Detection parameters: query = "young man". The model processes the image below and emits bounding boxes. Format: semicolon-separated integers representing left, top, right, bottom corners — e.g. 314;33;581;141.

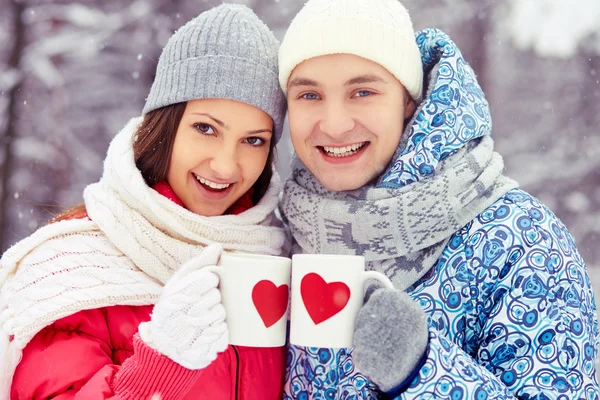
278;0;600;399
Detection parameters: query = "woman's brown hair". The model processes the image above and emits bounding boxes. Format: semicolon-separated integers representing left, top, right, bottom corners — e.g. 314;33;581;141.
53;102;276;222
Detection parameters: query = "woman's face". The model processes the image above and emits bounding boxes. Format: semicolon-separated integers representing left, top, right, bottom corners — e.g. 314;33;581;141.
167;99;273;216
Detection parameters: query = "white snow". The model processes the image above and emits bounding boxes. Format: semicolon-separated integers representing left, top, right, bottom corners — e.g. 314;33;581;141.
505;0;600;58
564;192;591;213
0;69;21;92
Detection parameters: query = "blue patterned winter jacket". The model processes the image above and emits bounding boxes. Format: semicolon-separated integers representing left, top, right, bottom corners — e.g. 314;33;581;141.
283;29;600;400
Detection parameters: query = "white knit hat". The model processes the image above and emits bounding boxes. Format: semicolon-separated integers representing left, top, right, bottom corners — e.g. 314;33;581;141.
279;0;423;103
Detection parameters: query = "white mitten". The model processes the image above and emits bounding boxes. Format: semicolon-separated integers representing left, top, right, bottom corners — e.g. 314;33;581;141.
138;244;228;370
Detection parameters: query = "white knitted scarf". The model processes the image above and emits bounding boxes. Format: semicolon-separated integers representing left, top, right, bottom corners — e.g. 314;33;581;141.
0;117;287;398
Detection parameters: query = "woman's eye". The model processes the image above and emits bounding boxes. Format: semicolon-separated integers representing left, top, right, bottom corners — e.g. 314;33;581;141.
194;123;215;135
354;90;373;98
301;93;320;100
245;137;266;146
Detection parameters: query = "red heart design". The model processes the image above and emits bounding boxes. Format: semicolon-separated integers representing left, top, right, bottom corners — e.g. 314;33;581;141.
300;273;351;325
252;280;289;328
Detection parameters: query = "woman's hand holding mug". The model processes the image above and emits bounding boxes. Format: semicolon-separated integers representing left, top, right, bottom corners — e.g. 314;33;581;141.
138;244;228;370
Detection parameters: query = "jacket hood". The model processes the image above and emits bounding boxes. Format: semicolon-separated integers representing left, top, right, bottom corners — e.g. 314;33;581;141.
379;29;492;188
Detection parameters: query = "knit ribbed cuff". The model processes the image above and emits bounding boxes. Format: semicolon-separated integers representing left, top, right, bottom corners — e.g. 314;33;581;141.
112;334;201;400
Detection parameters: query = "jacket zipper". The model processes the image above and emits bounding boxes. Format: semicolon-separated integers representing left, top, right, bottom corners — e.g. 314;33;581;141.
232;345;240;400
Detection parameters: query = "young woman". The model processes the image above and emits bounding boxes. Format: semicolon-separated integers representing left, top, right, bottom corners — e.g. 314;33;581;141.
0;4;287;399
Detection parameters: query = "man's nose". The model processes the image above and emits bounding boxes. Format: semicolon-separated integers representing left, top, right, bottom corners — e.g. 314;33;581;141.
319;101;356;138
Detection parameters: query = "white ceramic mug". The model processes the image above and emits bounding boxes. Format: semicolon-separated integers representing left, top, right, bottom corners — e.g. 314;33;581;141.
205;252;291;347
290;254;394;348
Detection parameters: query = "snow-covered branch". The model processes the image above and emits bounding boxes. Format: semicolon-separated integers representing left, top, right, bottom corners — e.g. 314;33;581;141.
504;0;600;58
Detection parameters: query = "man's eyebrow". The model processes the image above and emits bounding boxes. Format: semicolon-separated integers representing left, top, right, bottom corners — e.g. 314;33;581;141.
345;75;387;86
288;77;321;88
287;74;387;89
191;112;230;130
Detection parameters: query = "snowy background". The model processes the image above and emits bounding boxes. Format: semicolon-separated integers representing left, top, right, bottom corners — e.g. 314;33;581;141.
1;0;599;369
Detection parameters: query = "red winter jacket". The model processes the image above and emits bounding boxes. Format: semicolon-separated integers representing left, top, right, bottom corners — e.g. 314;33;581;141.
11;183;285;399
11;305;286;399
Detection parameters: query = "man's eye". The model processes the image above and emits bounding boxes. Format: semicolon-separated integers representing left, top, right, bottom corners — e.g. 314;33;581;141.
354;90;373;98
301;93;320;100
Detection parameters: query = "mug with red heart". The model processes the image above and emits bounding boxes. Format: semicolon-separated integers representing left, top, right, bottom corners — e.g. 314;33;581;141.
289;254;394;348
205;252;291;347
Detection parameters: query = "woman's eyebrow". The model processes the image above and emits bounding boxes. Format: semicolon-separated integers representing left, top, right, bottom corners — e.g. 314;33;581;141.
191;112;230;129
246;128;273;135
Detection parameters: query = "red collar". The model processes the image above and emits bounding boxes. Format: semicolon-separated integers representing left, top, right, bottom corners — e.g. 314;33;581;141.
152;181;254;215
152;181;184;207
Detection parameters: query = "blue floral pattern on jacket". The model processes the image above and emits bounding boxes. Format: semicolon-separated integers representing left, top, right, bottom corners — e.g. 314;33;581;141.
380;29;492;188
283;28;599;400
285;189;599;399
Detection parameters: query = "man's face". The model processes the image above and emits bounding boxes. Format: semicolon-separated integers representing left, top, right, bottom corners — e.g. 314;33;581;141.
286;54;415;191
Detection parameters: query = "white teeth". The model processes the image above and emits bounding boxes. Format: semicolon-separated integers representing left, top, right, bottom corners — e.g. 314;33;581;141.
322;142;366;157
195;175;231;189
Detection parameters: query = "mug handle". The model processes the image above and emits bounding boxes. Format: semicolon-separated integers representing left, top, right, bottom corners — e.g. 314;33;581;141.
362;270;394;289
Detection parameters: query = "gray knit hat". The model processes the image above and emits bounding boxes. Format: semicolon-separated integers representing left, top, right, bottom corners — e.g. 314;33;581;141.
143;4;286;142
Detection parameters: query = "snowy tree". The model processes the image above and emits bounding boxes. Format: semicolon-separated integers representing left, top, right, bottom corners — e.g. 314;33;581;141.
0;0;26;248
504;0;600;58
494;0;600;269
1;0;178;247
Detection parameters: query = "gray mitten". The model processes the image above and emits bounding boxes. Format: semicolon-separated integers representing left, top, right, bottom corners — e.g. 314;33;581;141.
353;288;429;393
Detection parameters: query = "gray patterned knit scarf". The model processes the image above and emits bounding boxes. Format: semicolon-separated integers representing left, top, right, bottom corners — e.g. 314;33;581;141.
281;136;518;291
